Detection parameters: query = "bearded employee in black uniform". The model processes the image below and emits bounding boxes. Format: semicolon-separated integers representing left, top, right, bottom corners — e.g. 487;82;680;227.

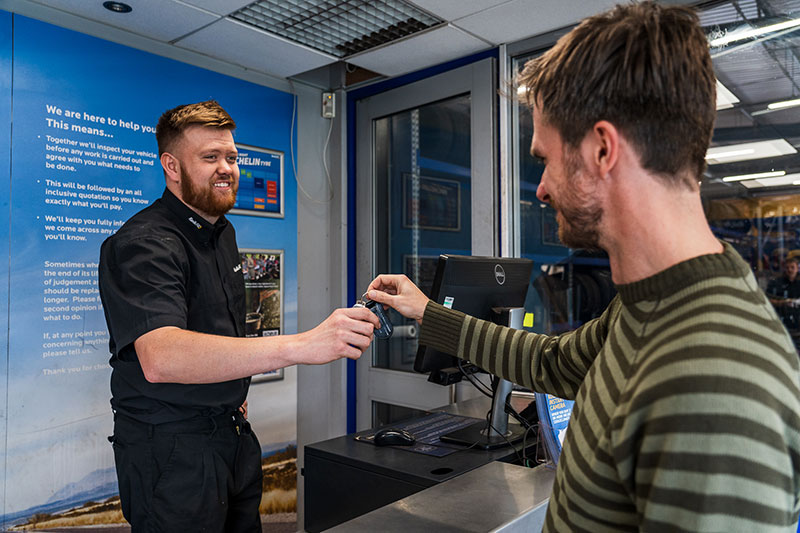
99;100;379;532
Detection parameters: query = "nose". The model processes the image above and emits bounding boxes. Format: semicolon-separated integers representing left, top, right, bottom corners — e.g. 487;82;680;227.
218;158;234;175
536;179;550;203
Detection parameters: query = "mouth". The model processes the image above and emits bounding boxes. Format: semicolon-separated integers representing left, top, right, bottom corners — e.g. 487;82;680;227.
213;181;232;190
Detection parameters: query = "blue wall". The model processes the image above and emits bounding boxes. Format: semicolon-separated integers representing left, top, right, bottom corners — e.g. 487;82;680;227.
0;9;12;524
1;12;298;526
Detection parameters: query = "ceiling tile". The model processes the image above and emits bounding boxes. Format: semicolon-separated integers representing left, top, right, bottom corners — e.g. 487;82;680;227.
347;24;490;77
408;0;513;21
454;0;618;45
28;0;219;42
180;0;254;16
174;18;338;78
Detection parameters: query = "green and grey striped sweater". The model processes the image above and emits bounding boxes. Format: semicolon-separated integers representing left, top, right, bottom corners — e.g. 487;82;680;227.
419;242;800;532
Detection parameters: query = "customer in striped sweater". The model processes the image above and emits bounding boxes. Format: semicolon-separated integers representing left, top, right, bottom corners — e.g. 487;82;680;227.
367;2;800;531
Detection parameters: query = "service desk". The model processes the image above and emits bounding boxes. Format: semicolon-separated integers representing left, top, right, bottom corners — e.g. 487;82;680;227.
329;461;555;532
303;397;550;532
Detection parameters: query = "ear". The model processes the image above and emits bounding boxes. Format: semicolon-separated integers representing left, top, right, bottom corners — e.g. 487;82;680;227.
588;120;619;176
160;152;180;185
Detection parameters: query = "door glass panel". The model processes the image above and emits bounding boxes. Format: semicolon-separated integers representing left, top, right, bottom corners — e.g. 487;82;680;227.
372;94;472;371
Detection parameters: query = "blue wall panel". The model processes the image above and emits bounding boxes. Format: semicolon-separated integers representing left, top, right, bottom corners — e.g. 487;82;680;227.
0;10;12;530
1;12;298;525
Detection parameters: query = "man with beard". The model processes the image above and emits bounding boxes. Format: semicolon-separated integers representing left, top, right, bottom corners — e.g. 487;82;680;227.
367;3;800;532
99;101;379;532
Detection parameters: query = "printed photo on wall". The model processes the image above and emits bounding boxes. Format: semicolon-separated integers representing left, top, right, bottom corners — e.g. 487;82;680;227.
240;248;284;383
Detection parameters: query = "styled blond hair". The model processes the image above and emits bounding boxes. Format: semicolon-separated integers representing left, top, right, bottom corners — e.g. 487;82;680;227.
155;100;236;156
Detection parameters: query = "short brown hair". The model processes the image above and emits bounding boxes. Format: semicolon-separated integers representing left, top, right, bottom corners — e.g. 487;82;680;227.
519;1;715;188
155;100;236;156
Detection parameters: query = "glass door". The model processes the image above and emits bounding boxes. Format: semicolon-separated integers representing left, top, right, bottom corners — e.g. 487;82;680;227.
355;58;497;429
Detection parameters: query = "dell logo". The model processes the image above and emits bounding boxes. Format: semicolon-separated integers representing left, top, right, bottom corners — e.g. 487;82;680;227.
494;264;506;285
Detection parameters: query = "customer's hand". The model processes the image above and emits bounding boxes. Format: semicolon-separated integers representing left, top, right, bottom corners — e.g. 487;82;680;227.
367;274;428;324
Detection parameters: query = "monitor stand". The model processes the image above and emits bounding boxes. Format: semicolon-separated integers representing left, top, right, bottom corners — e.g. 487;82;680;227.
439;307;527;450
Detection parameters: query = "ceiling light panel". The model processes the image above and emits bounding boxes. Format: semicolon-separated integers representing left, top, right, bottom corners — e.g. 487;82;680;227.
722;170;786;182
738;172;800;188
705;139;797;164
709;17;800;47
230;0;444;58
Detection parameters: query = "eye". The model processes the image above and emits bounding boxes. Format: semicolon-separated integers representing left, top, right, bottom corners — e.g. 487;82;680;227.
226;156;238;164
204;155;217;161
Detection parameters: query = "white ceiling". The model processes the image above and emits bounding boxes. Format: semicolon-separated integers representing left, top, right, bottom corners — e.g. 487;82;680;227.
3;0;623;82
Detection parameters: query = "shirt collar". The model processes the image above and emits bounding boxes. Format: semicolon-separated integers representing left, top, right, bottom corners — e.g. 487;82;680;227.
160;188;227;245
615;241;750;304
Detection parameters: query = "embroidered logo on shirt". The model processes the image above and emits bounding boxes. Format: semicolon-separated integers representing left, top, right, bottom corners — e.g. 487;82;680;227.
233;264;242;273
188;217;202;230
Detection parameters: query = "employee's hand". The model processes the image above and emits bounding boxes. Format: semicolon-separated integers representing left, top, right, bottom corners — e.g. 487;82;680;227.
367;274;428;324
297;307;379;364
239;401;248;419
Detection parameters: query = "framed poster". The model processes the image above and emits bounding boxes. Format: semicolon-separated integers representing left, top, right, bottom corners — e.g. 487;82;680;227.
240;248;284;383
402;174;461;231
231;143;284;218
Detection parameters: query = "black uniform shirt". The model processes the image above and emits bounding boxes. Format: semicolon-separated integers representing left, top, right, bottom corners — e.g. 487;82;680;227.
99;188;248;424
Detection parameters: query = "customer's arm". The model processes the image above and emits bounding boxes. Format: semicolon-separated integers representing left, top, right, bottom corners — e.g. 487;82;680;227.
367;274;617;399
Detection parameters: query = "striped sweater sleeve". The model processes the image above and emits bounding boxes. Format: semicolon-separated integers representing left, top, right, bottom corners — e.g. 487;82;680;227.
418;296;622;400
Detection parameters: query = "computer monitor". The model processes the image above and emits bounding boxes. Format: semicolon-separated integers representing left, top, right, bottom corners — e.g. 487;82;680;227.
414;254;534;449
414;254;534;377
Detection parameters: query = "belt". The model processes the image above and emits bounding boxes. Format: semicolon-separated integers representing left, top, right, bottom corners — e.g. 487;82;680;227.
112;410;251;437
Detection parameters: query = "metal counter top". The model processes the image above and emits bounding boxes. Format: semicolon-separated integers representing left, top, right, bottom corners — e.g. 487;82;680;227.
327;461;555;533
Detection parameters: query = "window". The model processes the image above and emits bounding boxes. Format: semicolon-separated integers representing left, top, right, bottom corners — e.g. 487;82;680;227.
701;0;800;349
509;0;800;350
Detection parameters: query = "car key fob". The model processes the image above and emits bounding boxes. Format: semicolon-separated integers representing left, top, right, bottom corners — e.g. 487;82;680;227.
355;293;393;339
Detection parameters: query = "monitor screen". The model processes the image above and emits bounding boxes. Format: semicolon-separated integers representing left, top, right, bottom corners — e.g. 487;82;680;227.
414;255;534;376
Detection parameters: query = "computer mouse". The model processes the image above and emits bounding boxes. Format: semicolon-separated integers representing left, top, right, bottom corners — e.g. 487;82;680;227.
373;427;415;446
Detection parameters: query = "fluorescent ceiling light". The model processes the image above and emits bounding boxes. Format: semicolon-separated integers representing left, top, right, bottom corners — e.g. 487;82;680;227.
705;139;796;164
707;148;754;159
768;98;800;110
709;17;800;47
739;173;800;188
716;80;739;110
722;170;786;182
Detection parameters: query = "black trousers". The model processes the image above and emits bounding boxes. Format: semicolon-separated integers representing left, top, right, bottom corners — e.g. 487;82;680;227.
111;412;263;533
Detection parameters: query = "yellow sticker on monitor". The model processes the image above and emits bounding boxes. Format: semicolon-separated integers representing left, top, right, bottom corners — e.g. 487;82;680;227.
523;312;534;328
